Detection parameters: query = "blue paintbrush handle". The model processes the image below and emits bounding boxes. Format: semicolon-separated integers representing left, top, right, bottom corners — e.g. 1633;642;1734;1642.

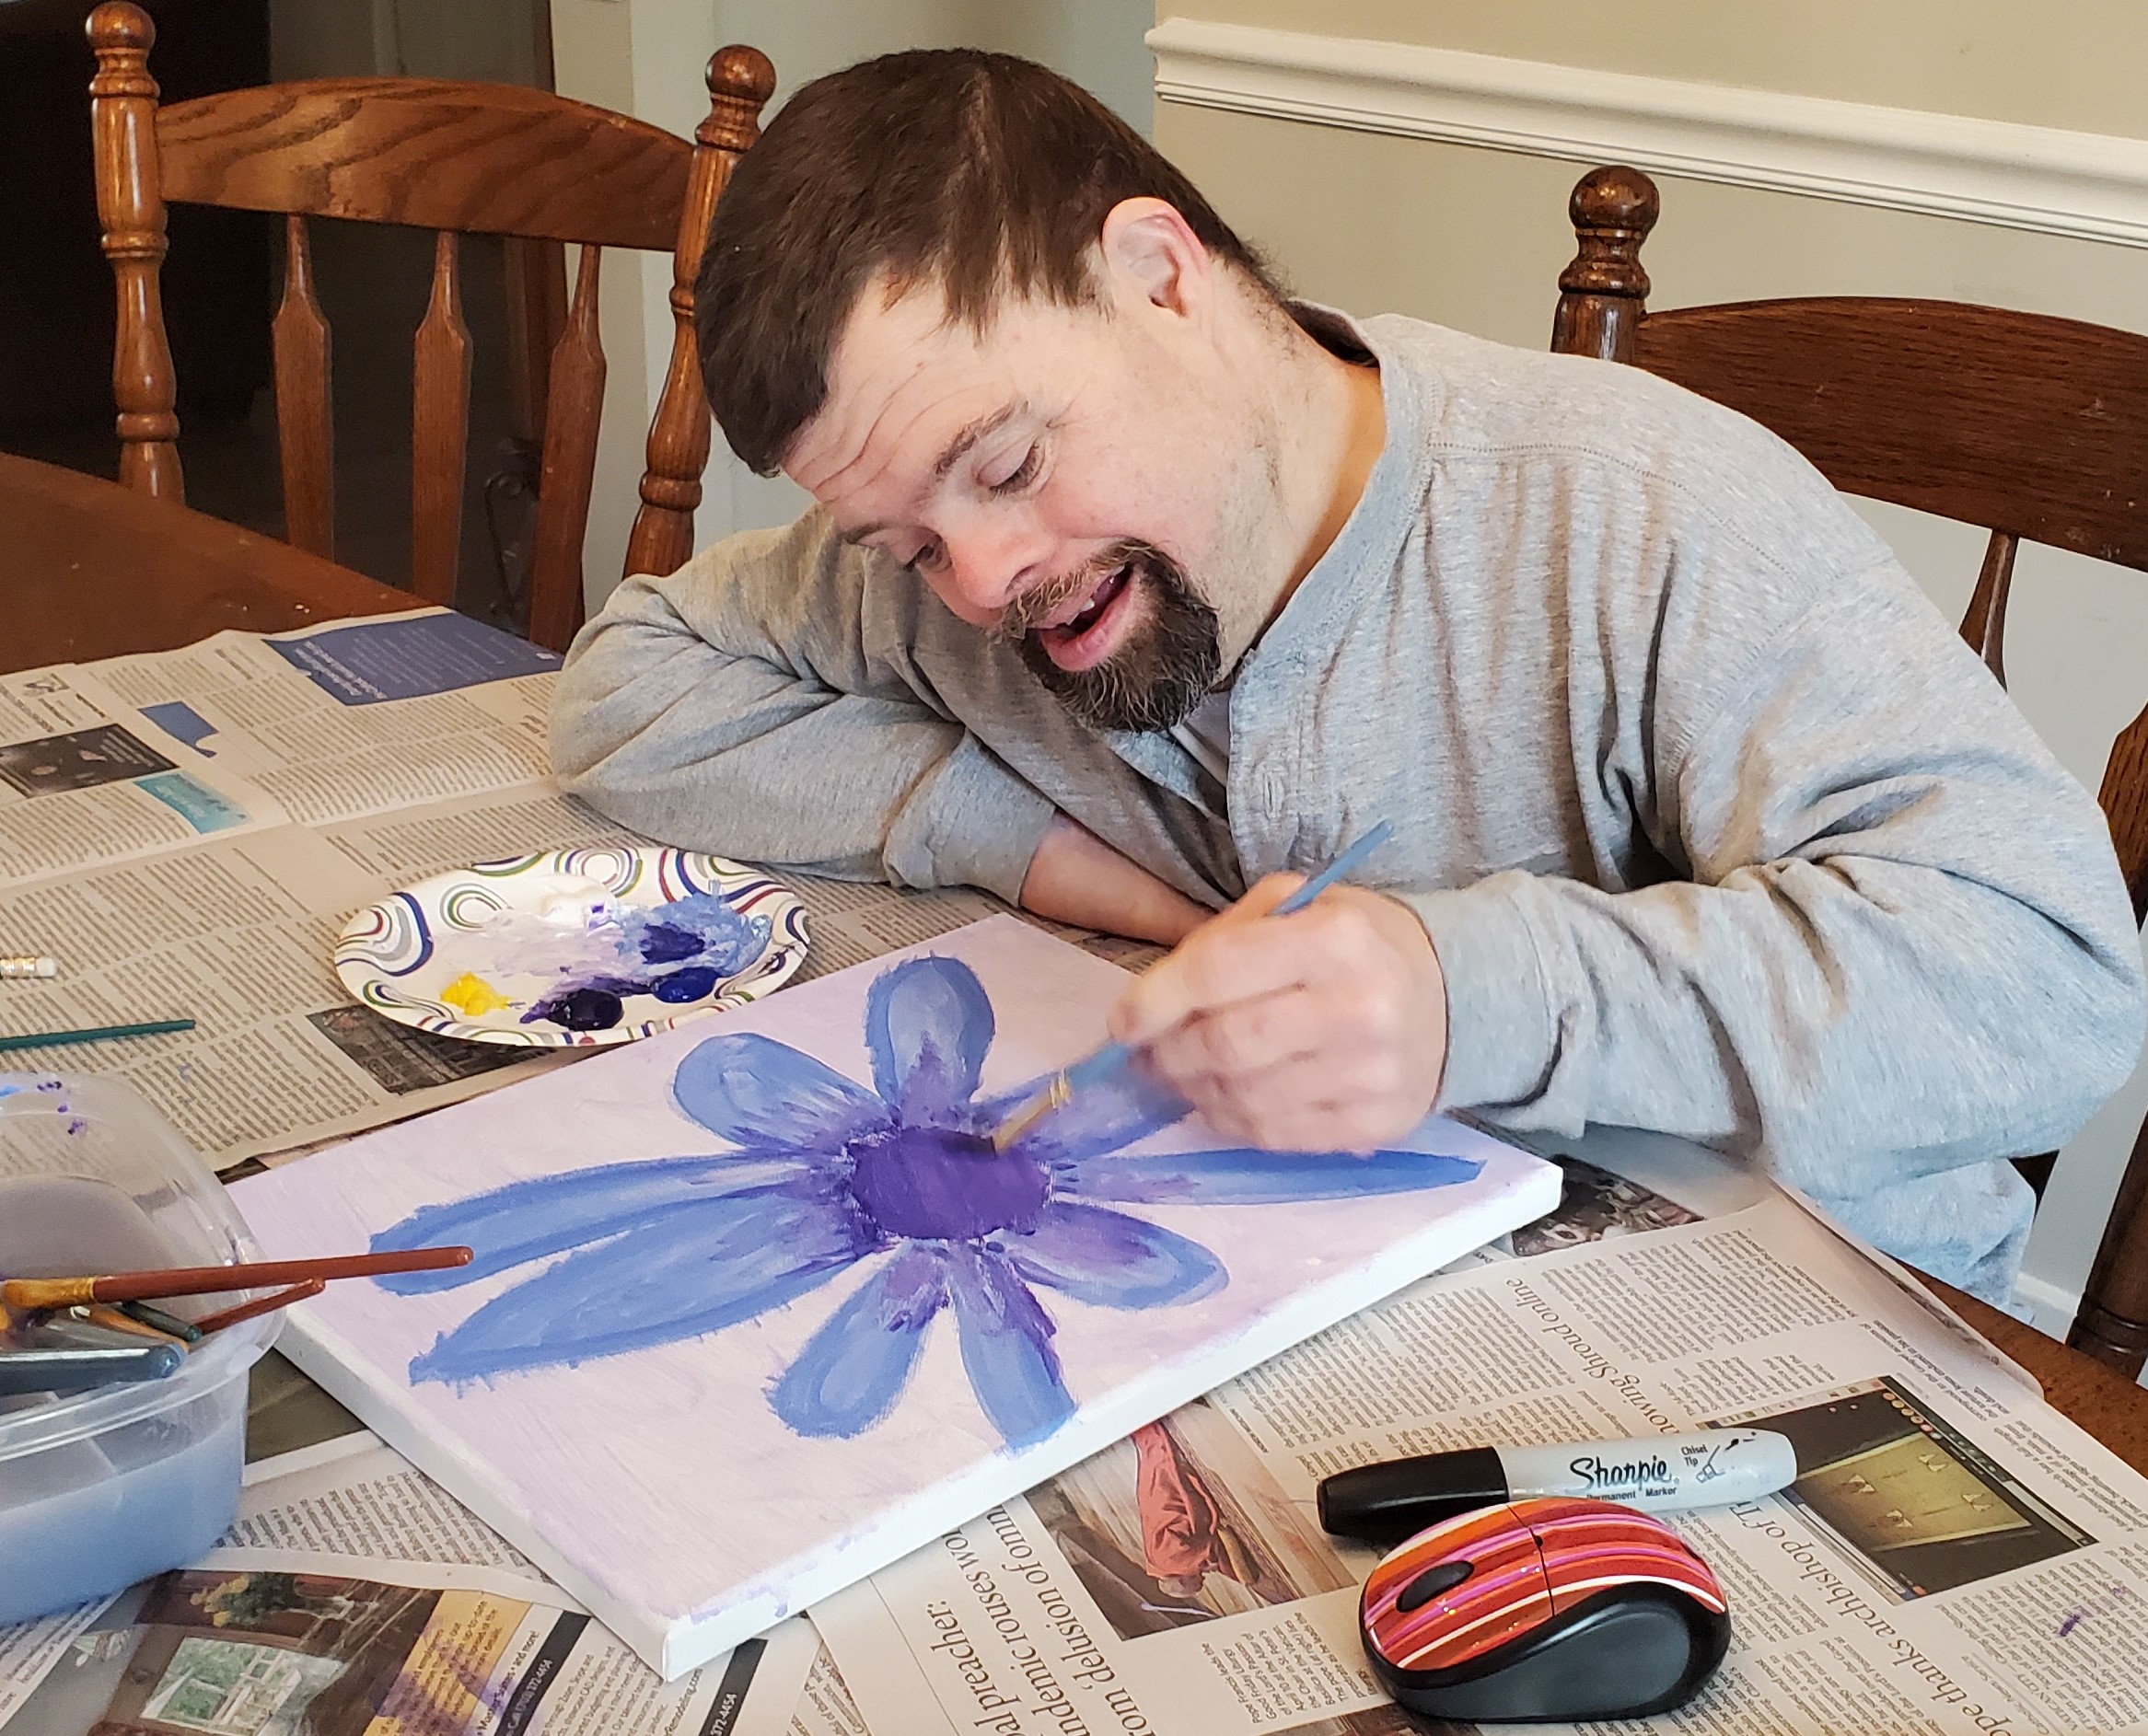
1271;819;1393;915
1063;1040;1132;1093
1059;820;1396;1099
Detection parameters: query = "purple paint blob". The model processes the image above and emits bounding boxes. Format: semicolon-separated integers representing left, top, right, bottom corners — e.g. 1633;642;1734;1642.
848;1124;1049;1242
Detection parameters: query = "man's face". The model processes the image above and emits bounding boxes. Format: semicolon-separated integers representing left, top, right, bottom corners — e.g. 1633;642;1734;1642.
784;259;1283;733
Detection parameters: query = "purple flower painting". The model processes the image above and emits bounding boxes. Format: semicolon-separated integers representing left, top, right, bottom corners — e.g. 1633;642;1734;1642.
372;955;1481;1448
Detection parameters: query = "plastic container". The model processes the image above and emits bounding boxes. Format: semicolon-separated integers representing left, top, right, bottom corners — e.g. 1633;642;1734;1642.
0;1072;278;1620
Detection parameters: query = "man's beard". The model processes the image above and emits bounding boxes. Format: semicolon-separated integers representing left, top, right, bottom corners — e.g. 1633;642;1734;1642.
1000;541;1221;735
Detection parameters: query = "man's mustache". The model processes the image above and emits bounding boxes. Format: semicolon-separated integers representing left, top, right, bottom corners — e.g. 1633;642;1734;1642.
993;542;1155;638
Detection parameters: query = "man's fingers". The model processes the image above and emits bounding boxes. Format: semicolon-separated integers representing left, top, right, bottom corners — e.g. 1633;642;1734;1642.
1143;985;1324;1082
1173;1050;1414;1152
1110;882;1346;1047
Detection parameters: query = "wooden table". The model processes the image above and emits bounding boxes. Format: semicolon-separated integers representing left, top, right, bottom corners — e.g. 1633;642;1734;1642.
4;450;412;675
13;450;2148;1476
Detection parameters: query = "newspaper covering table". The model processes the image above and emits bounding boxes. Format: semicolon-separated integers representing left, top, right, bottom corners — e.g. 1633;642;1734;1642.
0;610;1012;1169
11;608;2146;1731
810;1175;2148;1736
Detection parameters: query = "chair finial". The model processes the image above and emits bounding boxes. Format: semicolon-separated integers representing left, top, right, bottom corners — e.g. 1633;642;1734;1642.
87;1;155;54
1552;166;1660;365
701;46;776;153
708;44;777;109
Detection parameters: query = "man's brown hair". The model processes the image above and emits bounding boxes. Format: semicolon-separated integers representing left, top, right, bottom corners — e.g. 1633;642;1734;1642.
696;49;1281;476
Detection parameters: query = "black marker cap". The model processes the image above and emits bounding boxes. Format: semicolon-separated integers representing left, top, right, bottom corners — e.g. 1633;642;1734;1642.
1318;1447;1507;1547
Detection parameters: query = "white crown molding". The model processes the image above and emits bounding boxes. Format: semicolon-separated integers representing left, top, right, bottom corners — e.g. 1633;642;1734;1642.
1146;17;2148;249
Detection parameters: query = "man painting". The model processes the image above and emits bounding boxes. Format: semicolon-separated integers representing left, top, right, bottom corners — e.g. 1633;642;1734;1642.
551;51;2145;1302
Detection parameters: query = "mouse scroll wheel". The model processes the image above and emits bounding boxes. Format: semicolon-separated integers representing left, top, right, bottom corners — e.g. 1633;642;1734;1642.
1395;1558;1474;1613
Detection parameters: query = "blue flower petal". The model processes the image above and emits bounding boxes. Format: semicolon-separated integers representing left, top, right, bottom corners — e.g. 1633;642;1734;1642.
371;1156;818;1291
865;955;993;1123
771;1246;948;1438
945;1242;1074;1447
672;1032;888;1152
1060;1147;1484;1205
978;1064;1190;1164
1000;1199;1225;1309
408;1186;866;1383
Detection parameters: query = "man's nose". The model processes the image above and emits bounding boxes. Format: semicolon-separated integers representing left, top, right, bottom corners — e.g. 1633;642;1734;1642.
937;521;1053;623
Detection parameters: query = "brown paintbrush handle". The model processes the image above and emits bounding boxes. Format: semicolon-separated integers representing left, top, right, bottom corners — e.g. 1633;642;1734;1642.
192;1279;327;1336
1;1244;471;1309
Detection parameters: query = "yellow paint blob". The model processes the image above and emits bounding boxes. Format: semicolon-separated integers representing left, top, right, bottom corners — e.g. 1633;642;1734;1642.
440;971;515;1017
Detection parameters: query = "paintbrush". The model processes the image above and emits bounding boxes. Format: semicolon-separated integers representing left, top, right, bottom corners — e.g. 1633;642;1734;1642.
192;1279;326;1336
1;1244;471;1311
990;821;1396;1152
0;1340;182;1395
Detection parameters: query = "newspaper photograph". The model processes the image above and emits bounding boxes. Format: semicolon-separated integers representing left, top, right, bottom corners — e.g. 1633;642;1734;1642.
812;1186;2148;1736
0;1434;816;1736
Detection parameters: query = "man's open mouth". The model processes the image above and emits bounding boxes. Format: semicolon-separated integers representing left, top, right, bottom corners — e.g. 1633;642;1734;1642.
1032;563;1133;670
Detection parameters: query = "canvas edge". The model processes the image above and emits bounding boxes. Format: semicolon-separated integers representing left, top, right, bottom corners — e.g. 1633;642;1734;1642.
265;1302;676;1669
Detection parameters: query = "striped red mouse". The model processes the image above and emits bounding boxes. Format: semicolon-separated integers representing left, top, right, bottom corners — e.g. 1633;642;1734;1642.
1359;1497;1731;1724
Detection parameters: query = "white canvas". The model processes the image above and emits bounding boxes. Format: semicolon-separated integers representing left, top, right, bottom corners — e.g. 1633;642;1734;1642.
232;917;1559;1677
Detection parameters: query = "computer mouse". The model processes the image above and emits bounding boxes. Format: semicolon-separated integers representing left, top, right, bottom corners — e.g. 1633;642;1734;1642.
1359;1497;1730;1724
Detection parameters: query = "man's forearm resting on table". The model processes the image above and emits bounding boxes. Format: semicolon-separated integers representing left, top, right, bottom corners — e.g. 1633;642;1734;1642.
1018;814;1212;945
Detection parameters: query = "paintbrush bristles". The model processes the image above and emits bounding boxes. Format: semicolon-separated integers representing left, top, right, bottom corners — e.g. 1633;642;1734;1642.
992;1075;1072;1152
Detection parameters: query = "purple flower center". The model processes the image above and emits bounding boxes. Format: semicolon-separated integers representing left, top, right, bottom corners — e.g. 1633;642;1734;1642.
843;1124;1050;1243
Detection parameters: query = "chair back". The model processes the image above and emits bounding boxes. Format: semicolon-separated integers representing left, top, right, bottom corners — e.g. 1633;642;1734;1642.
1550;164;2148;1375
86;2;772;650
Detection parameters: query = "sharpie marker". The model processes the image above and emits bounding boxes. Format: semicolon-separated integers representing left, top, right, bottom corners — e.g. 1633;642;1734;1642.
1318;1429;1797;1547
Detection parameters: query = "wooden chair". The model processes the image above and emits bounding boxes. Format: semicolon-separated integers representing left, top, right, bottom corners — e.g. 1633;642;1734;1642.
86;2;773;652
1549;164;2148;1377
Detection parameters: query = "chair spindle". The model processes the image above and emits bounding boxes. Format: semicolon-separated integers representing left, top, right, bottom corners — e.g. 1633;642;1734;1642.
273;214;335;559
1957;529;2018;687
622;45;777;583
2072;1119;2148;1379
411;229;472;606
87;3;184;503
527;246;608;654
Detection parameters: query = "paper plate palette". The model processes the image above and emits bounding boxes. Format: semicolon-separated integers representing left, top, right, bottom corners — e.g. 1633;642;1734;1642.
335;847;809;1047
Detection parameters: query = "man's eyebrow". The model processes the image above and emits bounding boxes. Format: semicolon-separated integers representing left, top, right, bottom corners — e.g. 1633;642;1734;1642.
933;402;1021;482
836;402;1028;545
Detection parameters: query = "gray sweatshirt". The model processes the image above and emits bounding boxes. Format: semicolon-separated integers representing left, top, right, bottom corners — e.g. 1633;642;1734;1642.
552;311;2146;1302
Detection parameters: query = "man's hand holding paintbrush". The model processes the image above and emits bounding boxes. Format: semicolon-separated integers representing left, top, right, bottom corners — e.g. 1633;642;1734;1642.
1107;865;1450;1152
999;823;1452;1152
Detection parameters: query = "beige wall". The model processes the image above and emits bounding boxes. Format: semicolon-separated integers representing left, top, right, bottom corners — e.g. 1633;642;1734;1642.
1169;0;2148;137
1154;7;2148;1321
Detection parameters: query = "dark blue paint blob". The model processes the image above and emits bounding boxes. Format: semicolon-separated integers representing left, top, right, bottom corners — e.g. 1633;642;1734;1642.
534;988;624;1030
638;922;704;965
652;966;719;1003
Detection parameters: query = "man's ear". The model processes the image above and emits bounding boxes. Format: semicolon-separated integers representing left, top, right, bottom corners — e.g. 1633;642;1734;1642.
1097;197;1211;319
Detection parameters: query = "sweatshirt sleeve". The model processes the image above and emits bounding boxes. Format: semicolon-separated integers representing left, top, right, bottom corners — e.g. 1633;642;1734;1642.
1403;547;2146;1209
549;511;1055;904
